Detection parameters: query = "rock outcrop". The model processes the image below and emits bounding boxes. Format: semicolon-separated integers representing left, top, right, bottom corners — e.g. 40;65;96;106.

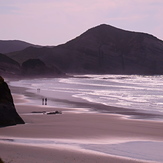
0;76;24;126
0;53;21;76
22;59;64;76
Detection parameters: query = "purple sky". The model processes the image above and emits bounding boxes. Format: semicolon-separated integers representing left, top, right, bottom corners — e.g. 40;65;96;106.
0;0;163;46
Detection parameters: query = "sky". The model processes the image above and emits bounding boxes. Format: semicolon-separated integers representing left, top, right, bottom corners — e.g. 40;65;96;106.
0;0;163;46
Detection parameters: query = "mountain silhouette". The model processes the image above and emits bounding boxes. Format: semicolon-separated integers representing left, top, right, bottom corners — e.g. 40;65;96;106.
3;24;163;75
0;40;40;54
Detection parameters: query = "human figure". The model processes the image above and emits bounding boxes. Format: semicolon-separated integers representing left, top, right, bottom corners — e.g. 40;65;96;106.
45;98;47;105
42;98;44;105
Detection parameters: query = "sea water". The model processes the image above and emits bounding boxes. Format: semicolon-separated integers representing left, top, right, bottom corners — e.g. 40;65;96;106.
9;75;163;116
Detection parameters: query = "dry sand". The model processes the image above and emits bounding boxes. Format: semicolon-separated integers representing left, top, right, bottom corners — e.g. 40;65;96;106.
0;92;163;163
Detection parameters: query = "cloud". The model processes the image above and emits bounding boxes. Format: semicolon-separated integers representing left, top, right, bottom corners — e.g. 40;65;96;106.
101;0;163;39
0;0;163;45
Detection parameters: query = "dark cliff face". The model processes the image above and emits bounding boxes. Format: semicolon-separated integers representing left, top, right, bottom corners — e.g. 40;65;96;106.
21;59;64;76
0;76;24;127
60;24;163;74
0;53;21;76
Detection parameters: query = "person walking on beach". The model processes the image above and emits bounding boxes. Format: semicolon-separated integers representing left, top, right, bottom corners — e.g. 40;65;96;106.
42;98;47;105
45;98;47;105
42;98;44;105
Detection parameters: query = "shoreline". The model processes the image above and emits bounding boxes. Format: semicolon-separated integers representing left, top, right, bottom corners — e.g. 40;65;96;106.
1;136;162;163
0;82;163;162
10;82;163;122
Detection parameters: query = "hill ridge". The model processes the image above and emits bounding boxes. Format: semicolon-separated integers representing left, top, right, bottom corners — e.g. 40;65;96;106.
2;24;163;75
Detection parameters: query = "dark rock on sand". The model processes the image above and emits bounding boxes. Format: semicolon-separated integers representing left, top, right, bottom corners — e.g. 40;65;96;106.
46;111;62;115
0;76;24;127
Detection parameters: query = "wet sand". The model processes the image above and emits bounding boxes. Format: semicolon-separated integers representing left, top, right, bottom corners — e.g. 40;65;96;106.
0;90;163;162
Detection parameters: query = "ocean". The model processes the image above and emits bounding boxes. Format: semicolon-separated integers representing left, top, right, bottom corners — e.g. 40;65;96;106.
9;75;163;118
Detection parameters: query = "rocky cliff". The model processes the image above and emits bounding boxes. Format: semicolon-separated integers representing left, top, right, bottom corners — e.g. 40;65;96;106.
5;24;163;75
0;53;21;76
57;24;163;74
0;76;24;126
22;59;64;76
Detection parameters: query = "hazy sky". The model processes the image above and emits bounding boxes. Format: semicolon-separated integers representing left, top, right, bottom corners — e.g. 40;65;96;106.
0;0;163;46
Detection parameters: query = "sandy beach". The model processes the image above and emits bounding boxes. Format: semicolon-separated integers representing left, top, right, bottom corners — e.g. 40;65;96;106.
0;86;163;163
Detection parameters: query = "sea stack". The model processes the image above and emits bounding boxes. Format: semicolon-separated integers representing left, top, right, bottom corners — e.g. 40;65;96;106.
0;76;24;126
